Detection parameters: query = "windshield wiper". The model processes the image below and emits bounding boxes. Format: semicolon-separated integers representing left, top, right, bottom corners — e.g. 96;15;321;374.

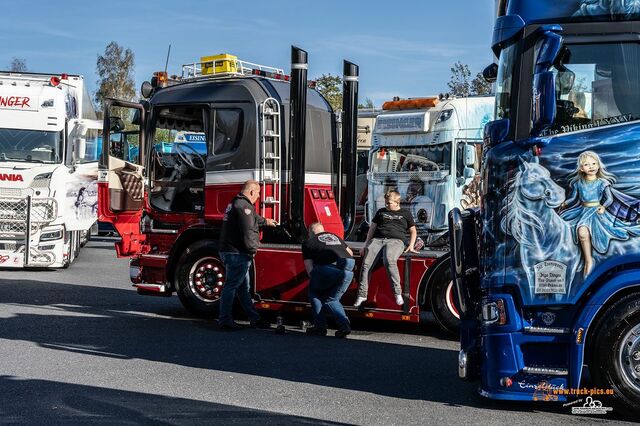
0;153;47;163
24;158;45;163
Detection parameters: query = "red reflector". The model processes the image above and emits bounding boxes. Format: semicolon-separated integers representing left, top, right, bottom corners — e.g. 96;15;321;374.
500;377;513;387
311;189;320;199
319;190;327;199
50;76;60;87
284;75;290;81
327;191;334;199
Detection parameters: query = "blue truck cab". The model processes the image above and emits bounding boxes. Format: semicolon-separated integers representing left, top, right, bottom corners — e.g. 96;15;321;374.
450;0;640;416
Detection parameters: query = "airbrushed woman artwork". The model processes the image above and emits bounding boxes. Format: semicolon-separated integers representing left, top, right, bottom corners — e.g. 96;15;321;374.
560;151;640;276
501;151;640;301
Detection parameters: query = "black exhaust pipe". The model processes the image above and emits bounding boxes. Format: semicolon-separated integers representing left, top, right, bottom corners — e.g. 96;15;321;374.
288;46;308;242
340;60;359;237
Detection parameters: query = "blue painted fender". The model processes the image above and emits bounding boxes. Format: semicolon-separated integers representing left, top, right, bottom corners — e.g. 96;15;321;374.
568;255;640;389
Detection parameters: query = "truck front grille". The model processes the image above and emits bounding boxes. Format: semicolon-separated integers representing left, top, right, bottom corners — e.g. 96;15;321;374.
0;197;57;237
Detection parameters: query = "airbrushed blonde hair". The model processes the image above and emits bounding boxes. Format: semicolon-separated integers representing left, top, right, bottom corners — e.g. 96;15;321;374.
568;151;615;185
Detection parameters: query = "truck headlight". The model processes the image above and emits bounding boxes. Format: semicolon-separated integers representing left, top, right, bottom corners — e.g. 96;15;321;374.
40;228;64;241
32;172;53;188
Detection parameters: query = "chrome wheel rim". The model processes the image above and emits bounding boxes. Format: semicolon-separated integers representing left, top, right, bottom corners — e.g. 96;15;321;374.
188;256;224;303
619;322;640;393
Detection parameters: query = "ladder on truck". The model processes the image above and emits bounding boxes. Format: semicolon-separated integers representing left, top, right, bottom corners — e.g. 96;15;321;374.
259;98;281;223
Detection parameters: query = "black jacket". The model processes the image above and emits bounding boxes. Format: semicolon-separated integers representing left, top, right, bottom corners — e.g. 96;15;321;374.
219;194;266;255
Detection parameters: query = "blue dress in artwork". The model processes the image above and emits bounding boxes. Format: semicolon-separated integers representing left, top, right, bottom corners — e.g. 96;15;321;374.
561;178;640;254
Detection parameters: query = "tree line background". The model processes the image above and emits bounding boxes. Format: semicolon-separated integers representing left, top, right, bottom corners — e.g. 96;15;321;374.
7;45;493;114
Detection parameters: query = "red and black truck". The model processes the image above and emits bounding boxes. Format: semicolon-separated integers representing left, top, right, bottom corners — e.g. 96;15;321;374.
98;47;456;332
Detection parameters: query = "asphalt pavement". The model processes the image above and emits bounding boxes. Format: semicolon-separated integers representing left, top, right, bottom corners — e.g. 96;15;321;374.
0;239;633;425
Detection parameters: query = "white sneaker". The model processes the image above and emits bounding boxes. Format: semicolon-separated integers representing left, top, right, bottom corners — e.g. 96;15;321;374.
395;294;404;305
354;296;367;307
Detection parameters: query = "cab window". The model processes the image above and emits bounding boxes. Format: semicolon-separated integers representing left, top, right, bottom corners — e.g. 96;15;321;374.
213;109;242;155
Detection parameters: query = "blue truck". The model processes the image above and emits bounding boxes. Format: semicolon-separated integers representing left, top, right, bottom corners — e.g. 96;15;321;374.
450;0;640;416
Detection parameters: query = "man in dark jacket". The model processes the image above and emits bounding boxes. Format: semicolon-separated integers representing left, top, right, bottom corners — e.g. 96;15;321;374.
302;222;355;338
218;180;276;330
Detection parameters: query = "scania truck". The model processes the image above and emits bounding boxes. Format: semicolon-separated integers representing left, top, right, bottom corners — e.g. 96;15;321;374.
98;48;468;334
0;72;102;268
450;0;640;416
367;95;493;246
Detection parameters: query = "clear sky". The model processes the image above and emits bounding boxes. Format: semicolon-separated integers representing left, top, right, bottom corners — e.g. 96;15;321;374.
0;0;496;107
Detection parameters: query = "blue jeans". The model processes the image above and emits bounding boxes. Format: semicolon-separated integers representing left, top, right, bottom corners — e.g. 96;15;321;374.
308;257;355;330
218;252;260;325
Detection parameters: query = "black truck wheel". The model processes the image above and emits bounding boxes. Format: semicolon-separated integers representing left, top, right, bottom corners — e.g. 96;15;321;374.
175;242;225;317
590;293;640;417
427;260;460;335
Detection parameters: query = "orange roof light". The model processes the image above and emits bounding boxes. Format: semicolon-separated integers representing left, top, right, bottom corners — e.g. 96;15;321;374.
382;97;439;111
153;71;169;87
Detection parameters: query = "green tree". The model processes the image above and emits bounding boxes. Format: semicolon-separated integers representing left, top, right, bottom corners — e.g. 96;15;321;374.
471;71;493;96
447;61;472;97
315;73;342;111
358;97;375;110
9;57;27;72
95;41;136;120
448;62;494;97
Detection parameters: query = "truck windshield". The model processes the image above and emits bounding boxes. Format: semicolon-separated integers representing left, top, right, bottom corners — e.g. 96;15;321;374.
0;128;62;163
542;41;640;136
495;43;518;120
370;142;451;177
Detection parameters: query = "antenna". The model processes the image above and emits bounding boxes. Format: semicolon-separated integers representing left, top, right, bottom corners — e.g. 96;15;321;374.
164;44;171;74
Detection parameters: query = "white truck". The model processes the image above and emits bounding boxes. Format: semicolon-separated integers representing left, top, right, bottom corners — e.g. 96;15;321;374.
367;95;494;246
0;72;102;268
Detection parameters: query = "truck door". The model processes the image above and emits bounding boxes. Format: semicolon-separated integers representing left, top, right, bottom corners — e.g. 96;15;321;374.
67;119;103;232
98;99;145;257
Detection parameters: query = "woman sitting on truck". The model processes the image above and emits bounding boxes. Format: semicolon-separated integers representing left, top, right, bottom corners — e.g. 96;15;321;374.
354;190;418;307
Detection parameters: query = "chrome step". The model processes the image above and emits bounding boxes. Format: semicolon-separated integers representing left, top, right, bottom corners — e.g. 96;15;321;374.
134;284;167;292
523;366;568;376
524;326;570;335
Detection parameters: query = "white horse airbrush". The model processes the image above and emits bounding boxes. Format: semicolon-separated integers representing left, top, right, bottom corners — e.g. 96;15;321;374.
501;157;581;300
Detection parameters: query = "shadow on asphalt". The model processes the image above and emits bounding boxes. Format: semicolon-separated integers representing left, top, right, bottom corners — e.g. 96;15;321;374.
1;276;618;421
0;375;343;425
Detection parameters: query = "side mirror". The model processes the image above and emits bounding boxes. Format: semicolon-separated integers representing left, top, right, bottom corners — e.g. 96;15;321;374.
74;137;87;160
532;71;556;136
529;26;563;138
556;70;575;95
141;81;154;99
73;137;86;161
463;167;475;179
483;119;510;147
463;144;476;167
109;116;125;132
482;63;498;84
